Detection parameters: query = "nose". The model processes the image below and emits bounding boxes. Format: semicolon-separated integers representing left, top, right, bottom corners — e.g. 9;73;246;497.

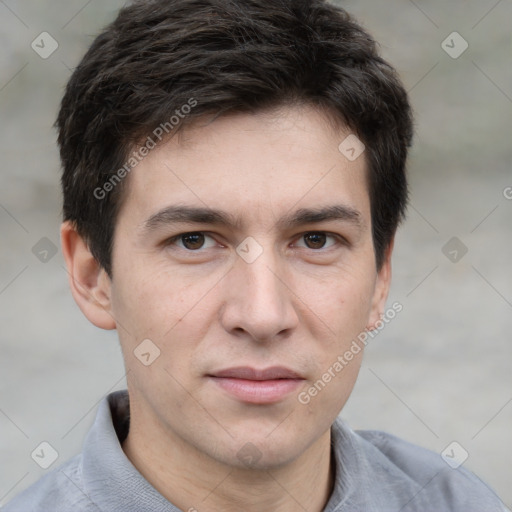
219;244;299;342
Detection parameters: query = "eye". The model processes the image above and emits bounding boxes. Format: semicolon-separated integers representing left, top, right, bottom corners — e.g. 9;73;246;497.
295;232;339;250
166;232;218;251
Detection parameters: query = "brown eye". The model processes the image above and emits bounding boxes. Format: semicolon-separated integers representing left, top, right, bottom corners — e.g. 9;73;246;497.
303;232;328;249
166;232;215;251
164;232;220;255
294;232;341;251
180;233;206;250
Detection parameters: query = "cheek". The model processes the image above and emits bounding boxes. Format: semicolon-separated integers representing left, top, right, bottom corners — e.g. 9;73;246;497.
110;263;178;342
111;261;218;350
297;347;363;433
301;267;376;333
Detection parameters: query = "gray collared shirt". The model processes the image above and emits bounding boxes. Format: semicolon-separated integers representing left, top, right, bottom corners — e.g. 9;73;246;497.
3;389;505;511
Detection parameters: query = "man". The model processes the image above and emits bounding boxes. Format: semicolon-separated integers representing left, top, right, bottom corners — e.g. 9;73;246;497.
4;0;504;510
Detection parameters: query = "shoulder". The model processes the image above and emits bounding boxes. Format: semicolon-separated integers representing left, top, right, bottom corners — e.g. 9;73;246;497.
2;454;99;512
354;428;505;511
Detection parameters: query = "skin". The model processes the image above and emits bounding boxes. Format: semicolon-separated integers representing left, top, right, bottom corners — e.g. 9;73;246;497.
61;104;393;512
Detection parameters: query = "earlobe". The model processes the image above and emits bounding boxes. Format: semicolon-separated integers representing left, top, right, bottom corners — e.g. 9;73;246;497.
60;221;117;330
367;238;394;331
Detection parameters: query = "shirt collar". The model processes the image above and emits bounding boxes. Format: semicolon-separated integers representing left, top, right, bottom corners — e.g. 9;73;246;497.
81;390;422;512
81;390;181;512
325;417;424;511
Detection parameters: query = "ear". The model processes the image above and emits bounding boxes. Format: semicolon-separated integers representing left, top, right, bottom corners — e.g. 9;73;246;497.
367;237;394;330
60;221;116;330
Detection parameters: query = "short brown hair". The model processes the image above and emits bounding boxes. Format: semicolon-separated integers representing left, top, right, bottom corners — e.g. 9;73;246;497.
56;0;413;277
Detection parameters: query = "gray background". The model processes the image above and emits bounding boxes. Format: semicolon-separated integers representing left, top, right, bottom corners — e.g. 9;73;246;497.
1;0;511;508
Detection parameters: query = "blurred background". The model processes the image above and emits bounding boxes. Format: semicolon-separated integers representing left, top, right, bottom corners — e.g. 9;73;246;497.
1;0;511;508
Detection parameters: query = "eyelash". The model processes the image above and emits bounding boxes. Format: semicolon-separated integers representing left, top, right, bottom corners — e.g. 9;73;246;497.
164;231;345;252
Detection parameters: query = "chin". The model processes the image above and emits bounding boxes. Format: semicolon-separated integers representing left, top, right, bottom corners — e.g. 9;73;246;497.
222;428;311;470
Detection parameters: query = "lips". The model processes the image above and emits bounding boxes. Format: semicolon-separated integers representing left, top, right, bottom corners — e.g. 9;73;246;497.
209;366;303;380
207;366;305;404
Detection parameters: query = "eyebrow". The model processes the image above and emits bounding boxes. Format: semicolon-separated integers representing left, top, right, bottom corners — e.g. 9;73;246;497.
141;204;363;236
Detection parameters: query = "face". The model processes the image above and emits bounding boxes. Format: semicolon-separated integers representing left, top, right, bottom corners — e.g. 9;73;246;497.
106;104;391;469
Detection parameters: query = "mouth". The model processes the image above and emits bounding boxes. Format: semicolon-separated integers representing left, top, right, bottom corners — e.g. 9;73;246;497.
207;366;305;404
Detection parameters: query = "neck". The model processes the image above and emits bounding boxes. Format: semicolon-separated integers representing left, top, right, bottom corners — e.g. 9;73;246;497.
122;401;335;512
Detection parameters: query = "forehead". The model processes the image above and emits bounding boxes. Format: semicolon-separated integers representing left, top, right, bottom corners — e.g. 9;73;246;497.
118;105;371;231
